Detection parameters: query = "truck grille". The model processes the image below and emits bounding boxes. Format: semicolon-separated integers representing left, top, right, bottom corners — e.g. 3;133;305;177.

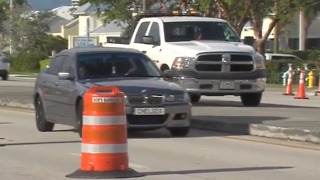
195;53;254;72
126;95;163;105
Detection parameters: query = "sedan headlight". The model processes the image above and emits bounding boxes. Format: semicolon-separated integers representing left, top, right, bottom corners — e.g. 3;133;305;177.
165;92;190;102
172;57;196;70
253;53;265;70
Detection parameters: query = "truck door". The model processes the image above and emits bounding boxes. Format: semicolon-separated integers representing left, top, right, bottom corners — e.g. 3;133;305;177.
130;21;152;54
144;22;163;68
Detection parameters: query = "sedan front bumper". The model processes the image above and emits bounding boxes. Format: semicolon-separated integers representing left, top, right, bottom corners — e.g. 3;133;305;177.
125;103;191;130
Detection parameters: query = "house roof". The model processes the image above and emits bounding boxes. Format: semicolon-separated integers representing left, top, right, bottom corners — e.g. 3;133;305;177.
72;2;108;15
91;21;128;34
48;16;73;33
50;6;75;20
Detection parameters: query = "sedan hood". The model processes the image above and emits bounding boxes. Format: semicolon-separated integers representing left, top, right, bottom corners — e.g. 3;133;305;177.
80;78;185;95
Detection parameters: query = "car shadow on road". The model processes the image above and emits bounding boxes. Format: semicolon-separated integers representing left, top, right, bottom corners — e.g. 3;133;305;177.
193;100;318;109
191;115;286;136
143;166;293;176
0;140;80;147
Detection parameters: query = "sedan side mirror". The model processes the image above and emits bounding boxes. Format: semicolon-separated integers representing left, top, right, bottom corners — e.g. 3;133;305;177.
58;72;74;80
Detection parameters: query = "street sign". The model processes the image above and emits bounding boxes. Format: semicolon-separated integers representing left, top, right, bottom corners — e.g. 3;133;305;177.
71;36;99;48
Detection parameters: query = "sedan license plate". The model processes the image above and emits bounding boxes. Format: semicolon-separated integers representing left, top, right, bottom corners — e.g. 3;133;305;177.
133;108;165;115
219;81;235;90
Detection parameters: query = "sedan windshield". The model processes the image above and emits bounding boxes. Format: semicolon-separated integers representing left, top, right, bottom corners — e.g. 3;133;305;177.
77;52;162;80
163;21;241;42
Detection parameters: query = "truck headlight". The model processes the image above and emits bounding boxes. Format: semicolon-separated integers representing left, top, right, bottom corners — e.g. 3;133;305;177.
253;54;265;70
165;92;190;102
172;57;196;70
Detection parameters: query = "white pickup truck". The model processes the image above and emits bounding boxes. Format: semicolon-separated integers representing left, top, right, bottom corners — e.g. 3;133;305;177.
104;14;266;106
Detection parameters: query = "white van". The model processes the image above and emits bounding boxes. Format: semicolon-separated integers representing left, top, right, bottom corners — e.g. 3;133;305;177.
0;52;10;80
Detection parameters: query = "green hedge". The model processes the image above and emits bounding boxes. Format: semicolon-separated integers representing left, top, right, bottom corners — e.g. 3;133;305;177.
8;51;48;73
39;58;52;70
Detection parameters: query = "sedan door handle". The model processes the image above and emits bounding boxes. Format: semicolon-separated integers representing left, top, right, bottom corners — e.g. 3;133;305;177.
55;81;59;86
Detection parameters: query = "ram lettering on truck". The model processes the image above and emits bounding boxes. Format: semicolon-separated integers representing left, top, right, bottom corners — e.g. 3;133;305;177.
104;10;266;107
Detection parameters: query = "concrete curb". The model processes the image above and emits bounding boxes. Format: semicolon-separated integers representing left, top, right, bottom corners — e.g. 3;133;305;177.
191;119;320;144
0;99;34;109
1;100;319;144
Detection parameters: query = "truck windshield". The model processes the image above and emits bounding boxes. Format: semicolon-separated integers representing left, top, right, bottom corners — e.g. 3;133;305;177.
163;21;241;42
76;52;162;80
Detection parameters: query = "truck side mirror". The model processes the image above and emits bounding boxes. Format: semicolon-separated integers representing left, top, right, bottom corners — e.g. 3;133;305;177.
243;36;255;46
142;36;155;45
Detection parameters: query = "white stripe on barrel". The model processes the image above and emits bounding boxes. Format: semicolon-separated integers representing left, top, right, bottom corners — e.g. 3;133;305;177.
83;115;127;125
81;143;127;154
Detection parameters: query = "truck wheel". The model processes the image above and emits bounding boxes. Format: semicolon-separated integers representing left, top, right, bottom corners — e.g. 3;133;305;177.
35;96;54;132
240;93;262;107
160;64;170;72
168;127;189;137
190;94;201;103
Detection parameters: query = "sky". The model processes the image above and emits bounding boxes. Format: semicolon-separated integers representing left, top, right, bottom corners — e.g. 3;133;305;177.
27;0;71;10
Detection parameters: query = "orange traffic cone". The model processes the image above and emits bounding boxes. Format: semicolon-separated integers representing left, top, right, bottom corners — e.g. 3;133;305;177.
294;70;309;99
283;70;294;96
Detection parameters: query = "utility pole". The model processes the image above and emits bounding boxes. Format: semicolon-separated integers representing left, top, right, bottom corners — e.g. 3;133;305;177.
299;10;305;50
9;0;13;54
273;0;279;52
86;17;90;47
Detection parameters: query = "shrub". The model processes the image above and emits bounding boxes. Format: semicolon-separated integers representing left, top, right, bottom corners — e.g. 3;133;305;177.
39;58;52;70
9;51;48;73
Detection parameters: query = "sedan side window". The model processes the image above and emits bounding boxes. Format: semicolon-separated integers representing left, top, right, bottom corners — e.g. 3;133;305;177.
45;56;64;76
60;56;74;76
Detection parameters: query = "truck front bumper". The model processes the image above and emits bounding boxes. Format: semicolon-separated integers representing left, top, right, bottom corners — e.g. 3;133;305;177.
172;77;266;96
170;70;267;96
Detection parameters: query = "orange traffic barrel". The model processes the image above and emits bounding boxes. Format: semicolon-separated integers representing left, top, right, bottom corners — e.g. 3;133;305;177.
66;86;144;179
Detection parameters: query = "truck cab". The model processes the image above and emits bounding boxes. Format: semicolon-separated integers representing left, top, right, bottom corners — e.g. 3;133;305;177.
104;10;266;106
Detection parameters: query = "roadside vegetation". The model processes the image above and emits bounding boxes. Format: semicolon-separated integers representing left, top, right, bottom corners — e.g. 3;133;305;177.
1;0;319;85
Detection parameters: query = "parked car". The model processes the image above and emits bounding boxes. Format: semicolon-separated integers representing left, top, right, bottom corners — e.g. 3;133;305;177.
0;51;10;80
33;47;192;137
265;53;302;61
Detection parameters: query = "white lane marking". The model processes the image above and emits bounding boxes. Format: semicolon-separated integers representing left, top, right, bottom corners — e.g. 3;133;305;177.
69;153;150;169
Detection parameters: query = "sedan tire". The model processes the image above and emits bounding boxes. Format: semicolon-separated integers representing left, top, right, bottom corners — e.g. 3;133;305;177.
76;99;83;138
35;96;54;132
168;127;190;137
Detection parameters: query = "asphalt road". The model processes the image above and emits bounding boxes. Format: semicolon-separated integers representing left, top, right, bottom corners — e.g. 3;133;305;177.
1;77;320;144
1;108;320;180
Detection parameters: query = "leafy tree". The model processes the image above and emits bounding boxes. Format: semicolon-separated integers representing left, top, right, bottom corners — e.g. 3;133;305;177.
1;3;54;53
34;35;68;56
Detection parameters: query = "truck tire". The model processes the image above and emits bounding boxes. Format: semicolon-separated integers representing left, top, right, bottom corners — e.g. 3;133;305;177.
240;92;262;107
190;94;201;103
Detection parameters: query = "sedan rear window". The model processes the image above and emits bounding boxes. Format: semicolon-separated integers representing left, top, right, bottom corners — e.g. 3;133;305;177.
76;52;162;79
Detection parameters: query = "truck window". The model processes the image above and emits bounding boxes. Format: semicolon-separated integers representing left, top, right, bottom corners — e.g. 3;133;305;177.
163;21;241;42
134;22;150;43
148;22;161;45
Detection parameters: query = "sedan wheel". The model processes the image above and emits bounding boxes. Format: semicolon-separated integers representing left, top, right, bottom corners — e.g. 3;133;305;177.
168;127;190;137
76;100;83;138
35;97;54;132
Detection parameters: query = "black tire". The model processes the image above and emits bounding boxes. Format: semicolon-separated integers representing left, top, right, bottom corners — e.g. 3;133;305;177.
240;92;262;107
76;100;84;138
168;127;190;137
190;94;201;103
2;74;8;80
35;96;54;132
160;65;170;72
